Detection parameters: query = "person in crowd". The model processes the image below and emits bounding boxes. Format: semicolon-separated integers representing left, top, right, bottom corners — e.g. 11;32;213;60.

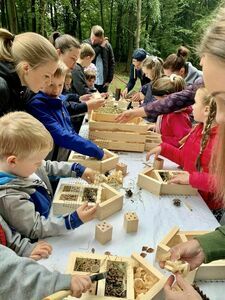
0;28;58;116
84;25;115;93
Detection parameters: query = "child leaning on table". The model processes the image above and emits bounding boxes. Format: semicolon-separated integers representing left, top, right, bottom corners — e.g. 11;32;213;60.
0;112;97;240
147;87;224;221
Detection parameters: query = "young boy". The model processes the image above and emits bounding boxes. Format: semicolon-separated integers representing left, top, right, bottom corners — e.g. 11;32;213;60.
0;214;52;260
63;71;73;94
72;43;96;95
0;244;91;299
0;111;97;240
84;66;97;92
27;61;106;161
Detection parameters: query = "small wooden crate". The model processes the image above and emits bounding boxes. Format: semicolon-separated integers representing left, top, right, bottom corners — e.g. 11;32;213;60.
68;149;119;173
137;167;197;196
145;131;162;151
97;183;123;220
53;183;102;215
89;111;148;152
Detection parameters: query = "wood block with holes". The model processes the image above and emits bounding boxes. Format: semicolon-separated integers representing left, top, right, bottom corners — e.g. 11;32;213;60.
116;162;127;176
153;157;164;170
124;212;139;233
95;221;113;244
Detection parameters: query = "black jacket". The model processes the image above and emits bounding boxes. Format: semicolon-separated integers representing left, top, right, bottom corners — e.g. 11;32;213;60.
72;63;90;96
83;39;115;84
0;61;31;116
126;64;150;92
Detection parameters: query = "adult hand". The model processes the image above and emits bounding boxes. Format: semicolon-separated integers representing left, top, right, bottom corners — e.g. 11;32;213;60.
168;173;190;185
121;88;128;98
70;275;92;298
81;167;96;183
146;146;162;161
80;94;92;102
77;203;97;223
29;240;52;260
86;98;106;112
164;274;202;300
115;109;136;123
160;239;205;271
132;92;142;102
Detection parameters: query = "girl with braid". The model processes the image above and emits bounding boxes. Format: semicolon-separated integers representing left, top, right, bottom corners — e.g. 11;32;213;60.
147;87;224;220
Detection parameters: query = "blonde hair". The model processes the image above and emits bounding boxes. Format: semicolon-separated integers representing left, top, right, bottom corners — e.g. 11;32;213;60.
195;88;217;171
0;28;58;69
142;56;164;83
163;46;190;72
80;43;95;60
91;25;104;37
0;112;53;160
49;32;80;53
198;7;225;201
152;74;185;96
54;61;68;78
65;72;72;80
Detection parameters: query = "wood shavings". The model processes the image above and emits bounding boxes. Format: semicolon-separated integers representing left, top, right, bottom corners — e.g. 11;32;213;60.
94;171;123;188
164;260;190;276
133;266;158;298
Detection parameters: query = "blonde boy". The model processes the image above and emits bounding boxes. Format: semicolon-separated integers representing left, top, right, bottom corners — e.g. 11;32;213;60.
0;112;97;240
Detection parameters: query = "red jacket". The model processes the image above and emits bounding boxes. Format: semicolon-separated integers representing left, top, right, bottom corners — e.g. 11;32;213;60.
161;123;222;210
160;107;192;147
0;224;6;246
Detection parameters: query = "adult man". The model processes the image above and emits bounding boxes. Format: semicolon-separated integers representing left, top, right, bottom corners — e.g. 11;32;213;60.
84;25;115;93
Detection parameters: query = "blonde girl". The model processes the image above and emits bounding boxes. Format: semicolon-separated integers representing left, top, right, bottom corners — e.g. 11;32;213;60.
0;28;58;116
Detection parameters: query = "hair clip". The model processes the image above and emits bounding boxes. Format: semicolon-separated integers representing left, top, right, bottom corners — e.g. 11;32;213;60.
170;74;177;82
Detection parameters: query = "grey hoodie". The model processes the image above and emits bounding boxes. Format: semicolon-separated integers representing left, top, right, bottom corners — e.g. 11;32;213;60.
0;160;84;240
185;62;203;85
0;244;71;299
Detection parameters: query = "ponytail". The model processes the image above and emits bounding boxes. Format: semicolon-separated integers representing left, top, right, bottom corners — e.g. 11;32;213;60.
163;46;190;72
0;28;15;61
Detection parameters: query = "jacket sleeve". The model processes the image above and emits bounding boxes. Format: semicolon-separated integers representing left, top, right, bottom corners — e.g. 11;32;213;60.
189;172;215;192
27;101;104;160
126;64;137;92
106;43;115;83
160;142;185;167
43;160;86;179
0;216;34;257
0;193;83;239
72;68;90;96
195;226;225;263
143;78;203;119
0;244;72;300
0;77;11;116
64;95;88;116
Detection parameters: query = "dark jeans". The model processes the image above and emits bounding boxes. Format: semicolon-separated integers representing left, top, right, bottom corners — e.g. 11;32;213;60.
95;84;108;93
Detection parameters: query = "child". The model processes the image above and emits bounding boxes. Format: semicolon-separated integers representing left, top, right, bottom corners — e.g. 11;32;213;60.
84;66;97;92
72;43;96;95
0;214;51;260
0;111;97;240
27;61;106;162
63;72;73;94
151;75;192;147
147;87;224;221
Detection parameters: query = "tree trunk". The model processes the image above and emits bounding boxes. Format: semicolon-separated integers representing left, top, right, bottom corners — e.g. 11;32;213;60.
77;0;82;39
39;0;46;35
6;0;18;33
126;3;135;71
0;0;7;28
54;4;58;30
109;0;114;41
135;0;142;48
31;0;36;32
115;1;123;61
99;0;104;28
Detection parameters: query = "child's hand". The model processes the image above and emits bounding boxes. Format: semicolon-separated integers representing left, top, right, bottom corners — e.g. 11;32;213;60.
132;92;142;102
115;109;136;123
70;275;92;298
102;150;110;161
81;168;96;183
168;173;190;185
148;124;156;131
77;203;97;223
87;98;106;111
29;240;52;261
80;94;92;102
121;88;128;98
146;146;162;161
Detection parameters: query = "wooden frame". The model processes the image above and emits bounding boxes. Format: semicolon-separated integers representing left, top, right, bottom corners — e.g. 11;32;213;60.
137;167;197;196
68;149;119;173
145;131;162;151
89;111;148;152
53;183;102;215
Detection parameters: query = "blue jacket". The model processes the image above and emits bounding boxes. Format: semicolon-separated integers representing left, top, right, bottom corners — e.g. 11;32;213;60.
126;64;150;92
26;92;104;161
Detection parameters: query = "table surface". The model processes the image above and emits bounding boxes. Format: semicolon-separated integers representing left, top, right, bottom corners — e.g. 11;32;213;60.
39;148;224;300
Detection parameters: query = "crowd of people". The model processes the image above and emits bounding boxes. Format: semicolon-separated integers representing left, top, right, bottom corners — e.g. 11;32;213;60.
0;6;225;299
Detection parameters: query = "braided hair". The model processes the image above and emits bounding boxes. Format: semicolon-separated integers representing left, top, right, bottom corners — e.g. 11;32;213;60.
196;97;217;171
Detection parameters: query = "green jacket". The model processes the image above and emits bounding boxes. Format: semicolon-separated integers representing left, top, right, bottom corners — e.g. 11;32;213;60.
196;226;225;263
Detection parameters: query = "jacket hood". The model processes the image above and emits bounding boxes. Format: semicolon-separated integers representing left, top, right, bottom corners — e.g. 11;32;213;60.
185;62;203;85
0;61;21;91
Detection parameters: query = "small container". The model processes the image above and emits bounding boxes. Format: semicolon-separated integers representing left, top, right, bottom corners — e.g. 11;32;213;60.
115;88;121;101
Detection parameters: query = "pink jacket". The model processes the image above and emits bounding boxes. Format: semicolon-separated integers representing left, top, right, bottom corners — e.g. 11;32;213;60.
160;124;222;210
159;107;192;147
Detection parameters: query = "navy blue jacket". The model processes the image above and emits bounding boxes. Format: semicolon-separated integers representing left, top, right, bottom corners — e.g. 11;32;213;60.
126;64;150;92
26;92;104;161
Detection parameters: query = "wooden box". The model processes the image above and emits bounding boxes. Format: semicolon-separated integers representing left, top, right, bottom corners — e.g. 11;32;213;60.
97;183;123;220
137;167;197;196
145;131;161;151
89;111;148;152
68;149;119;173
53;183;102;215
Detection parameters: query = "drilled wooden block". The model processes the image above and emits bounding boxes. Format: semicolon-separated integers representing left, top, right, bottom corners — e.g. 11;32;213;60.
124;212;139;233
153;157;164;170
95;220;113;244
116;162;128;176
